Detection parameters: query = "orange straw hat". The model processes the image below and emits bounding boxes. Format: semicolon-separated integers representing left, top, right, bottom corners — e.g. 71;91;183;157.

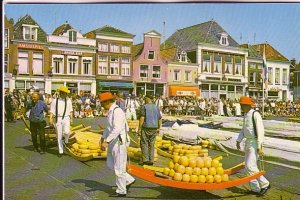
239;96;254;105
98;92;115;102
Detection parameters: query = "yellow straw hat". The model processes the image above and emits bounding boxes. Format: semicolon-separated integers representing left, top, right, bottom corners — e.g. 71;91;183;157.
57;86;70;94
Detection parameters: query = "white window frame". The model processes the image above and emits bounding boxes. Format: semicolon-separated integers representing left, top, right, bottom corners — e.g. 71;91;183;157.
121;45;131;54
98;56;108;75
67;56;78;75
5;54;9;73
69;30;77;42
282;68;288;85
202;55;211;73
98;43;108;52
235;63;242;75
152;65;161;79
82;57;92;75
32;52;44;75
140;65;148;78
214;57;222;74
225;58;233;74
174;70;181;82
268;67;273;85
52;55;64;74
121;57;130;76
5;29;9;49
110;44;120;53
110;57;119;75
250;72;256;84
18;51;29;74
22;25;38;41
148;51;155;60
184;70;192;82
275;68;280;85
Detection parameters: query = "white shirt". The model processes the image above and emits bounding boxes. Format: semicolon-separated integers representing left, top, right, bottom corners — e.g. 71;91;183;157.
125;98;139;109
237;109;265;148
155;98;164;108
50;97;73;117
102;103;129;143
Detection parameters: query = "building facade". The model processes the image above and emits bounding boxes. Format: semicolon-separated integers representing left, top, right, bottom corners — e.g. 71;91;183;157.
132;30;168;97
4;16;14;91
160;47;200;97
47;22;97;95
9;15;50;93
85;25;135;95
164;20;248;100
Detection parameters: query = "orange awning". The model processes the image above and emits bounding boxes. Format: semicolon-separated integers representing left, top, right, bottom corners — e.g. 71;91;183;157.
169;86;200;97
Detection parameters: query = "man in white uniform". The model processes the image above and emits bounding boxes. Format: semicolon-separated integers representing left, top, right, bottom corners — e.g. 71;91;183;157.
49;86;73;157
236;96;270;196
125;94;140;120
99;92;135;197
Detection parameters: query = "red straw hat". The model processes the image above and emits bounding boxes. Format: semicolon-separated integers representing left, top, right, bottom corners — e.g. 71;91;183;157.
239;96;254;105
98;92;115;102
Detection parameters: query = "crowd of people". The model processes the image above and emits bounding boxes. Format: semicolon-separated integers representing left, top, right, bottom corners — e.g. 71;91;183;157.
4;88;300;123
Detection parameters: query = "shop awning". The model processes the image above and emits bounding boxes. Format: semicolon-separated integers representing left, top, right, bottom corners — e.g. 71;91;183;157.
98;81;133;88
169;86;200;96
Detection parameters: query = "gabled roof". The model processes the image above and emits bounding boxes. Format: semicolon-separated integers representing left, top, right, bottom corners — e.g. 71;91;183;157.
132;43;144;60
252;43;289;62
52;22;74;35
164;20;239;51
86;25;135;38
13;14;47;42
240;44;262;59
144;30;161;36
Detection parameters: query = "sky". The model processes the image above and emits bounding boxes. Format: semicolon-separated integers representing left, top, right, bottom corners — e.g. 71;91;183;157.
4;2;300;62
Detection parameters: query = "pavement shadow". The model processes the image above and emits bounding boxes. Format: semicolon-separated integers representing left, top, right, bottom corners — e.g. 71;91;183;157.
15;144;58;156
72;179;113;194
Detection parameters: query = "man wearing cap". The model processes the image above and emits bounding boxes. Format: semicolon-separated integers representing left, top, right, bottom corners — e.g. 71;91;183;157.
138;94;162;166
49;86;73;157
236;96;270;196
99;92;135;197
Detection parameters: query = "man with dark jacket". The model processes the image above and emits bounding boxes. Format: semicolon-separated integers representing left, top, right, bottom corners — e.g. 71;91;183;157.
5;90;15;122
138;94;162;166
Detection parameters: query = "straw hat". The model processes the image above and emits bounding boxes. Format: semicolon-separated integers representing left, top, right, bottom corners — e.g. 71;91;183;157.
98;92;115;102
57;86;70;94
239;96;253;105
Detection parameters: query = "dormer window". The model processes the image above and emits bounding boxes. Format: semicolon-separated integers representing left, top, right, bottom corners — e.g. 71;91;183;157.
69;31;77;42
219;32;229;46
148;51;155;60
23;25;38;41
178;51;187;62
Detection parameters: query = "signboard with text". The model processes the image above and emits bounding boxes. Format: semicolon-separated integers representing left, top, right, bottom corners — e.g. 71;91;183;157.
18;43;43;50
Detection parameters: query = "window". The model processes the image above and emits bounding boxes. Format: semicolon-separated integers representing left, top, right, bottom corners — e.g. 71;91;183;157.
228;85;234;91
235;57;242;75
250;72;256;84
32;52;43;74
18;51;29;74
202;54;211;73
201;84;209;91
152;66;161;78
53;56;64;74
110;44;119;53
148;51;155;60
275;68;280;85
268;67;273;84
140;65;148;78
178;51;187;62
225;56;233;74
282;69;287;85
257;64;263;69
121;57;130;76
98;43;108;52
211;84;218;91
121;46;130;53
214;55;221;73
5;29;9;48
174;70;180;81
69;31;77;42
5;54;8;73
249;63;256;69
110;57;119;75
98;56;108;75
68;57;78;74
23;25;38;41
219;33;229;46
184;70;192;82
82;57;92;75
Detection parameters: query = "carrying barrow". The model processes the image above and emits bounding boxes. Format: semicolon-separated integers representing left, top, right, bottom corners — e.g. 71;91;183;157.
127;162;265;190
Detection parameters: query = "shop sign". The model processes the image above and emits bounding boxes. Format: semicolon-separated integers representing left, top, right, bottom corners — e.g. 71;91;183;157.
61;51;83;56
176;90;196;96
18;43;43;49
67;83;77;87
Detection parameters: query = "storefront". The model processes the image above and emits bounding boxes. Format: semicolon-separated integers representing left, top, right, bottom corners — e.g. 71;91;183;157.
135;83;165;97
168;85;200;97
201;83;244;99
97;81;133;95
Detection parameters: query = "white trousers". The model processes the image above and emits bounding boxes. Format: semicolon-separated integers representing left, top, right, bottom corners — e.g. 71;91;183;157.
56;116;70;154
244;139;269;192
107;135;135;195
125;108;137;120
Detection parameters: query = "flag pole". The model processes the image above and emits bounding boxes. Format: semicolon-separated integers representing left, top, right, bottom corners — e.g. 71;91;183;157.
262;44;265;119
